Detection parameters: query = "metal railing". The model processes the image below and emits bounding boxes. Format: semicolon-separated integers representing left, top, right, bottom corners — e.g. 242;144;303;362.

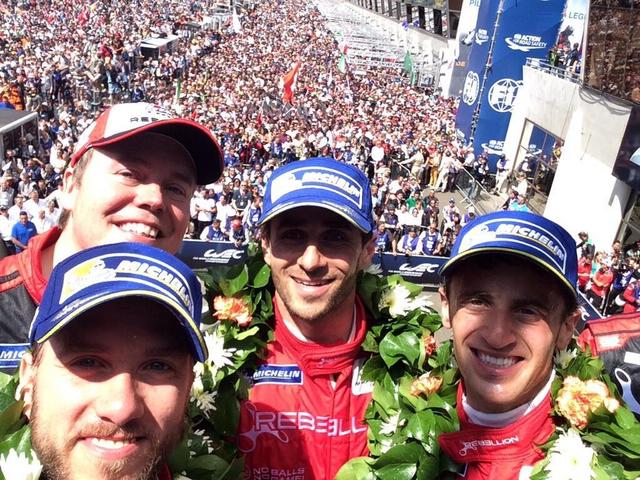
525;57;582;85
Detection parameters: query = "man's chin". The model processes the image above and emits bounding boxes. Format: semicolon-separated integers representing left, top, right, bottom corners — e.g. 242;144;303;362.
49;448;162;480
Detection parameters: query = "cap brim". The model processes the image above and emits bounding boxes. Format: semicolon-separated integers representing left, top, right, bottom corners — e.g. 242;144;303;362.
440;247;577;298
34;290;208;362
73;119;223;185
259;198;372;233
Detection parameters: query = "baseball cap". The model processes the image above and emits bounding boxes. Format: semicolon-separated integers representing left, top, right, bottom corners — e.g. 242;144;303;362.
29;242;207;362
71;103;224;185
439;211;577;298
259;157;375;233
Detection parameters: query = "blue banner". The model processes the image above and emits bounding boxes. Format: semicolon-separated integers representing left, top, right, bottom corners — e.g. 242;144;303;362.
455;0;497;141
456;0;566;170
177;240;248;269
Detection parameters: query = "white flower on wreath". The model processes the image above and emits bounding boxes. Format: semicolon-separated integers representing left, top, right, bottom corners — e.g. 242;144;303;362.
365;263;383;276
0;449;42;480
203;323;237;370
409;292;433;311
379;411;406;436
190;374;218;415
554;348;577;370
545;428;595;480
378;285;412;318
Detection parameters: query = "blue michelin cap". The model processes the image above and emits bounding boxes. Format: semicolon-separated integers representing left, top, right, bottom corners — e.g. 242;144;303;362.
259;157;375;233
440;211;578;297
29;242;208;362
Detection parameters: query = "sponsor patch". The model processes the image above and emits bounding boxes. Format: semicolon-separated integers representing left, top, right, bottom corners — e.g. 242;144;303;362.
252;364;304;386
0;343;29;368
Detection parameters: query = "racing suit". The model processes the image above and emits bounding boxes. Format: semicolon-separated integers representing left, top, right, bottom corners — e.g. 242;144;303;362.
237;296;372;480
438;382;555;480
0;227;60;373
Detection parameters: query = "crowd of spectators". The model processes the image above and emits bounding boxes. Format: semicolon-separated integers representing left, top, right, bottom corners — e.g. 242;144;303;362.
0;0;556;264
576;231;640;315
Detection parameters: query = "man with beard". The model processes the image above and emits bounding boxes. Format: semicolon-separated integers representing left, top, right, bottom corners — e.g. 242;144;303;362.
0;102;223;373
18;242;208;480
237;158;376;479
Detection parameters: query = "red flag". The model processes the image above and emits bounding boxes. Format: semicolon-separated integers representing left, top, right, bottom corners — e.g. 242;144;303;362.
280;62;301;105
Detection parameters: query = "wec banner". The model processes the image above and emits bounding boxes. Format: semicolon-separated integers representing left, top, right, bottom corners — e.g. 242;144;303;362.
456;0;565;168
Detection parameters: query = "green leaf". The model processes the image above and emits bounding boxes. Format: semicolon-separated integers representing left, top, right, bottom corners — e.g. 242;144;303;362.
210;379;241;437
379;332;421;368
188;454;229;472
615;406;637;431
374;442;424;467
226;266;249;296
372;380;397;413
250;264;271;288
335;457;376;480
0;424;31;457
406;410;436;443
0;397;24;437
376;463;417;480
168;437;190;474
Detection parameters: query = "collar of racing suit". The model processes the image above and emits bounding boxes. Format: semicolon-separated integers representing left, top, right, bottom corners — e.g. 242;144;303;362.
273;295;368;377
438;381;555;464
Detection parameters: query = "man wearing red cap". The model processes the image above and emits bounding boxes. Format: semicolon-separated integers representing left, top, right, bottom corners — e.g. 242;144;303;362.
0;102;224;373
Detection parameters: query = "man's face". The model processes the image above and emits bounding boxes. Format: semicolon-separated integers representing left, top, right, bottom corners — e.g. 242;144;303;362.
20;213;28;225
440;257;576;413
60;132;197;254
20;299;194;480
262;207;373;326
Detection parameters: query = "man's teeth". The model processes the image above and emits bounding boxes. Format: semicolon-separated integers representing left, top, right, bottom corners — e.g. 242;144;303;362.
90;438;133;449
478;351;517;368
119;223;159;239
297;280;328;286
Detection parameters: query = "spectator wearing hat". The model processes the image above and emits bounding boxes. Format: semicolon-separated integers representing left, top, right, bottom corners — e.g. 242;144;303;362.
438;211;580;479
17;242;206;480
0;102;223;373
420;221;442;256
238;157;378;478
586;261;614;312
200;217;227;241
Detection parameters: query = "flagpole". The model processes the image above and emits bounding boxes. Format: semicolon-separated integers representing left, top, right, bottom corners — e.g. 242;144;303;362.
469;0;505;142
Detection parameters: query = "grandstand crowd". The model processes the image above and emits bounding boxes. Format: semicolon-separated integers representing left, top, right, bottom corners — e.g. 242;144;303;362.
0;0;635;315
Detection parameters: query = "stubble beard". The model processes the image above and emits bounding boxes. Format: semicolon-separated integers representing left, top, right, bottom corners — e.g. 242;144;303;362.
275;267;359;326
29;387;185;480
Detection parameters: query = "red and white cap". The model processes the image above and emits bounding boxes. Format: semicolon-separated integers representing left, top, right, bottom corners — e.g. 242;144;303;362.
71;103;224;185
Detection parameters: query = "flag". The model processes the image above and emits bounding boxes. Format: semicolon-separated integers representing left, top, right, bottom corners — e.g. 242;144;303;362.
404;50;416;85
232;9;242;33
279;62;301;105
338;54;347;74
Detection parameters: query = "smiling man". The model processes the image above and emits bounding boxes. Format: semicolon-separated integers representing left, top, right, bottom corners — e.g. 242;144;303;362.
437;210;580;480
18;242;207;480
237;157;376;479
0;102;223;373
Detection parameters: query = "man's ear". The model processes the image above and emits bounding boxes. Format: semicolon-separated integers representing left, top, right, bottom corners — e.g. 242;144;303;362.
439;286;452;329
59;167;78;211
18;351;36;419
261;234;271;265
556;309;581;351
358;235;376;271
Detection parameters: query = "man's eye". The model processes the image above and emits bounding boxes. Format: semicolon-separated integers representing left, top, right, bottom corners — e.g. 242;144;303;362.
145;361;171;372
70;357;103;369
280;230;304;241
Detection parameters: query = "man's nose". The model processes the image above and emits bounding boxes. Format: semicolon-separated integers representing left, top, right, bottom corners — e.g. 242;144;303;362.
135;182;164;212
93;373;145;426
298;244;327;272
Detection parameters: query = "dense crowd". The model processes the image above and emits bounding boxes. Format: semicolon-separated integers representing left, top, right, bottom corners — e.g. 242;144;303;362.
1;0;553;261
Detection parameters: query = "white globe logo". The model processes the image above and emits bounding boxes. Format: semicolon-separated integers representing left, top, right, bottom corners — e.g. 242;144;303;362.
488;78;523;113
462;71;480;106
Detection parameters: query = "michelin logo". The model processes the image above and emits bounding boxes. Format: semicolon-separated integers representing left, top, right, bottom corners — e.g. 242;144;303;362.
253;364;304;386
505;34;547;52
475;29;489;45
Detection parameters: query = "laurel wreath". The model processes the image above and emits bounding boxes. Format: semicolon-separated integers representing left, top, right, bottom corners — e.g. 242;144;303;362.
1;245;639;480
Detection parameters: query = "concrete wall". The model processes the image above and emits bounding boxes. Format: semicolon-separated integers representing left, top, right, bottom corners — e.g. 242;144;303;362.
504;65;634;250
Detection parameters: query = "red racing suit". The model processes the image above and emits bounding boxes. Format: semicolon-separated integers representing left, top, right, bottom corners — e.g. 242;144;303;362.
0;228;60;373
438;382;555;480
237;296;372;480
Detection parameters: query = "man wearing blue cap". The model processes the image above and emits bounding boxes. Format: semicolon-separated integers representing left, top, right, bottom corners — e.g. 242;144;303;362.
237;158;376;479
17;242;207;480
436;211;580;479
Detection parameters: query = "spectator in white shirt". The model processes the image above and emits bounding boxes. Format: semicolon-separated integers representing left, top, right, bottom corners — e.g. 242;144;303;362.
0;206;15;255
24;190;46;220
33;208;55;234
